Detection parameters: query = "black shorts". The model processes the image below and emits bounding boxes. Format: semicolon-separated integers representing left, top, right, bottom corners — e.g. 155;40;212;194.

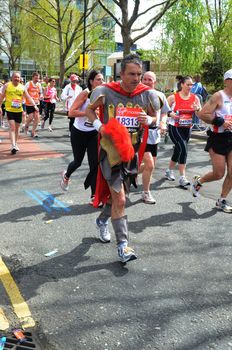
145;143;158;157
205;131;232;155
26;105;39;114
6;111;22;124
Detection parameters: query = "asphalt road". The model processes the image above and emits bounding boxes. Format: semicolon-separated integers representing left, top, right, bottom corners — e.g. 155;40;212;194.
0;115;232;350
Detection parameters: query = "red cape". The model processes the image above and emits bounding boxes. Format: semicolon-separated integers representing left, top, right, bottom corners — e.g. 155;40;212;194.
93;82;150;208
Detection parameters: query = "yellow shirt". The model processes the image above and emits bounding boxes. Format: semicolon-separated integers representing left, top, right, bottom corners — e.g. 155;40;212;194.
5;82;24;112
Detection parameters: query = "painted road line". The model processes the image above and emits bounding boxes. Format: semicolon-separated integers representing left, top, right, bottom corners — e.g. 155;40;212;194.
25;190;52;213
42;190;71;212
0;257;35;329
0;307;9;331
33;190;62;211
25;189;71;213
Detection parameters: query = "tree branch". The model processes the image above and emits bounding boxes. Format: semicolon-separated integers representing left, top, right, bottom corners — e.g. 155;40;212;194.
28;26;59;45
98;0;122;26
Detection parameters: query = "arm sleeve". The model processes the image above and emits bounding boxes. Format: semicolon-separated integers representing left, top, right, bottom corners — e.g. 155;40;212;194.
60;85;68;100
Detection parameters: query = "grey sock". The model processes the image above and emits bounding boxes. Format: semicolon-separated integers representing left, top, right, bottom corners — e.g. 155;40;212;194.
111;215;128;246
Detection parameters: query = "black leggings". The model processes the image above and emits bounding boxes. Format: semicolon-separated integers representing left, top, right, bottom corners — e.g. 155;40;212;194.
44;102;55;125
66;126;98;196
168;124;191;164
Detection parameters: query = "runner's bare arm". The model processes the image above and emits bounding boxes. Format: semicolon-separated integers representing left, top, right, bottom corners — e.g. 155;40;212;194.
167;94;177;118
69;90;88;118
198;92;221;123
0;84;7;106
0;85;7;115
86;96;104;134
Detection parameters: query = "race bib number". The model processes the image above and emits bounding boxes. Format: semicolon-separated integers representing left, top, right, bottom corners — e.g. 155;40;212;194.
116;107;142;129
178;114;192;127
224;115;232;122
84;121;93;128
11;99;22;109
224;115;232;130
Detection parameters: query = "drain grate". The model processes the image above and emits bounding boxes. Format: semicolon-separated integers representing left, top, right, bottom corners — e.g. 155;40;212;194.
3;331;41;349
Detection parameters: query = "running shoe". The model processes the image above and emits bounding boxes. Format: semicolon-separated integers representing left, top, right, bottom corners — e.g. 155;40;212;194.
96;218;111;243
191;175;202;197
15;144;20;151
60;171;70;191
165;169;175;181
31;132;39;138
48;126;52;132
216;199;232;213
141;191;156;204
179;176;190;188
118;243;137;263
11;146;17;155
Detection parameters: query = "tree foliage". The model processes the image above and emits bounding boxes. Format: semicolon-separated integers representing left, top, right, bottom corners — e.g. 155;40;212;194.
0;0;24;70
161;0;207;74
18;0;109;85
202;0;232;89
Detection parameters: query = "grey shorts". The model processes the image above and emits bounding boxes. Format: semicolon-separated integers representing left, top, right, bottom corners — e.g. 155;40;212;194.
100;149;122;193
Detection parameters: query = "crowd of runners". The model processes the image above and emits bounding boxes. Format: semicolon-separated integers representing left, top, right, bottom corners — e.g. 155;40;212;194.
0;54;232;263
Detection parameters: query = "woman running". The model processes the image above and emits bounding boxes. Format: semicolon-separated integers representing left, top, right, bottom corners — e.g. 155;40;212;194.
165;76;201;187
42;78;59;131
60;70;104;204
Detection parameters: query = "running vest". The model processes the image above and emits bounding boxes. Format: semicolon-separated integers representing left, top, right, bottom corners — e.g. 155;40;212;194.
5;82;24;113
211;90;232;133
74;98;95;132
25;81;41;105
169;92;195;128
44;86;56;103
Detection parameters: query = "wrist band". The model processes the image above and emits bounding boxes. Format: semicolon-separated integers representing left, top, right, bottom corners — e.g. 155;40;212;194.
212;116;224;127
93;119;102;131
146;115;153;125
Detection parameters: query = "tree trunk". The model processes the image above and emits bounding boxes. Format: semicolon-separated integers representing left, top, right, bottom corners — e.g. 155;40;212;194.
121;26;133;56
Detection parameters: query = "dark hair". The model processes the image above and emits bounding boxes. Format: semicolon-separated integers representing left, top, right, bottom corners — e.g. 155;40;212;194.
121;53;142;73
49;78;56;83
193;74;201;82
87;70;101;91
179;75;192;84
175;75;183;81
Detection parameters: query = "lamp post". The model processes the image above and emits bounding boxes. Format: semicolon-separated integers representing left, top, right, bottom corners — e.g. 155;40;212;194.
82;0;87;84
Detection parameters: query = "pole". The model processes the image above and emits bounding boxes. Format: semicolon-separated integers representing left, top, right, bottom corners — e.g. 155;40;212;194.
82;0;87;84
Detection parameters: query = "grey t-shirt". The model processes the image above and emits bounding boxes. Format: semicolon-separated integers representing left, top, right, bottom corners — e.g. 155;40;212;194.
89;83;162;124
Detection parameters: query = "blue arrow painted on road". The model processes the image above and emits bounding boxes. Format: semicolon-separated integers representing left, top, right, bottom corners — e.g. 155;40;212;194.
25;190;71;213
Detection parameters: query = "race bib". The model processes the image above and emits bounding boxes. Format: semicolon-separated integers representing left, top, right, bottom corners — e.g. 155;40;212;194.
84;121;94;128
224;115;232;122
11;99;22;109
116;107;142;129
224;115;232;130
178;114;192;127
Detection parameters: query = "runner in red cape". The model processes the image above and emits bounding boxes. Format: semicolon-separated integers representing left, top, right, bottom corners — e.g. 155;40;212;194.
86;53;161;263
94;81;150;209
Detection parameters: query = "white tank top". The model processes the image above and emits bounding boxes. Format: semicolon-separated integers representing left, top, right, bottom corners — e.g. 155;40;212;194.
211;90;232;133
73;98;95;132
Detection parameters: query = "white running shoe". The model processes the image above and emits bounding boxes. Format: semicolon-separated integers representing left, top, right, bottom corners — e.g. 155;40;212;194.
96;218;111;243
216;199;232;213
60;171;70;191
141;191;156;204
165;169;175;181
179;176;190;188
191;175;202;197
